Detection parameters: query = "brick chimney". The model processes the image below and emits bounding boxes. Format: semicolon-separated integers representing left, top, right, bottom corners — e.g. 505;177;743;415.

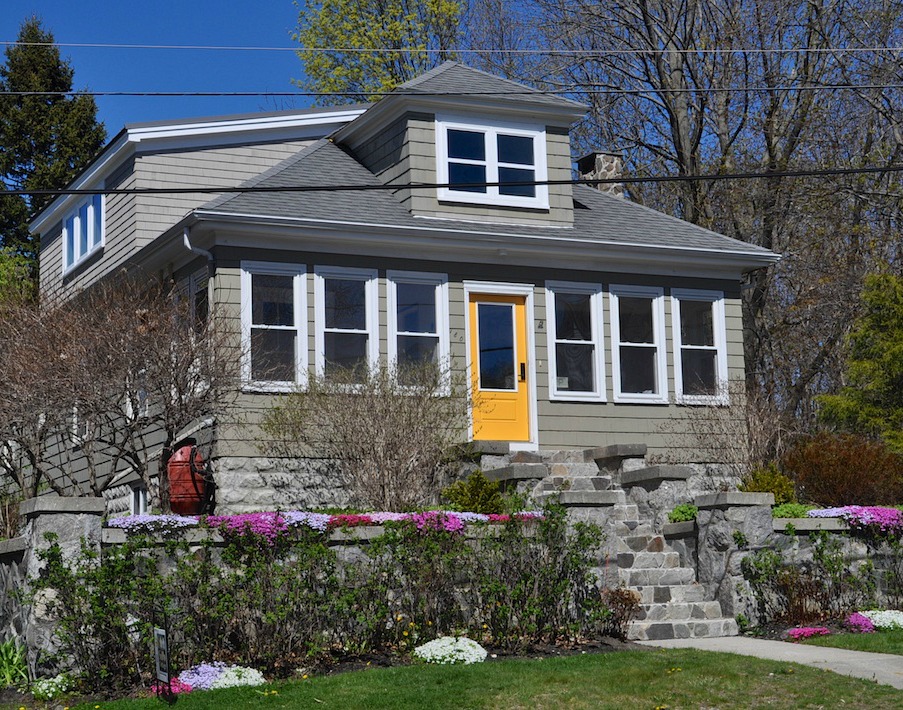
577;151;624;198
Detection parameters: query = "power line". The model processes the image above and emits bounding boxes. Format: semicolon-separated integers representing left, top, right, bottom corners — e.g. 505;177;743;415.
5;83;903;98
8;163;903;198
3;40;903;56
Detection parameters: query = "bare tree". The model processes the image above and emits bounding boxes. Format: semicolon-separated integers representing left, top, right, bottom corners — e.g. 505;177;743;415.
480;0;903;457
0;274;240;507
261;362;471;511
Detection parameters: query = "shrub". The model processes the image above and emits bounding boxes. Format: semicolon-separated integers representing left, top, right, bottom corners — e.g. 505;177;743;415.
772;503;817;519
261;361;471;511
441;470;503;514
31;502;612;692
597;587;641;640
782;433;903;506
667;504;698;524
741;530;876;625
739;462;796;505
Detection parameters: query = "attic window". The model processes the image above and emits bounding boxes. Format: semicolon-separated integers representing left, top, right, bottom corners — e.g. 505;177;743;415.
436;116;548;209
63;193;104;272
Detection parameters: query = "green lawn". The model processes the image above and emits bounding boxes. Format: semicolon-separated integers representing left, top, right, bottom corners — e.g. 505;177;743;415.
67;649;903;710
802;629;903;656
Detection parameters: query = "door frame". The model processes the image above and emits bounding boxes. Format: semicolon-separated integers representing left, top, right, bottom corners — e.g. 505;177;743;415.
463;280;538;450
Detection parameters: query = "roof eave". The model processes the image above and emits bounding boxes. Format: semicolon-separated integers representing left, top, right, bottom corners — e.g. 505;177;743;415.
190;210;780;278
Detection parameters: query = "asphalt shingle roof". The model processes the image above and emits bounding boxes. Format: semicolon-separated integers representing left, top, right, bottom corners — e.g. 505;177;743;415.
202;139;773;258
396;61;586;111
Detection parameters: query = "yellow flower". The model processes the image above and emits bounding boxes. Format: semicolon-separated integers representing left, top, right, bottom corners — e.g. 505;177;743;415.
409;621;415;626
302;674;309;679
403;631;409;636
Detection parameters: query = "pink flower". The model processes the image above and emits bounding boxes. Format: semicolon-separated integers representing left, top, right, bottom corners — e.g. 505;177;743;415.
786;626;830;641
846;612;876;633
150;678;192;695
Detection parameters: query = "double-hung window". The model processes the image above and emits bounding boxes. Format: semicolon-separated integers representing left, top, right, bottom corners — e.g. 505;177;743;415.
436;115;548;208
240;262;306;390
387;271;449;388
672;289;728;403
545;282;605;401
314;266;378;383
63;193;104;272
609;285;667;403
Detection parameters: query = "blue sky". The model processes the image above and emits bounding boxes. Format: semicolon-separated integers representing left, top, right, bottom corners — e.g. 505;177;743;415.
2;1;311;139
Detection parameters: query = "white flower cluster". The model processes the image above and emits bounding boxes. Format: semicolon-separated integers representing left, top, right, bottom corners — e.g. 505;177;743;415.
209;665;267;689
860;609;903;630
413;636;488;665
31;673;73;700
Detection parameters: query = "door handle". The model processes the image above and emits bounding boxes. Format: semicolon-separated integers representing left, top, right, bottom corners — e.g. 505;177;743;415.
519;362;526;382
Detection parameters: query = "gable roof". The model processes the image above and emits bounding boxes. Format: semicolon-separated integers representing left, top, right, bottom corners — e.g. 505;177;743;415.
396;61;586;110
199;139;777;267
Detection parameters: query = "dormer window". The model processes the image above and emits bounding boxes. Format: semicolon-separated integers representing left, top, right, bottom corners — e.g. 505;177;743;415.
63;193;104;272
436;115;548;209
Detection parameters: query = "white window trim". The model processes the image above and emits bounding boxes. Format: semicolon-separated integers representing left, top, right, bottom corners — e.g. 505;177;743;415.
545;281;606;402
387;270;450;394
62;193;105;274
435;114;549;210
131;485;149;515
240;261;307;392
671;288;729;405
609;285;668;404
314;265;379;379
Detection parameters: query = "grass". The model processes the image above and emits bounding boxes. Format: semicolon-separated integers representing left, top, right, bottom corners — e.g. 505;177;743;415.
801;629;903;656
67;649;903;710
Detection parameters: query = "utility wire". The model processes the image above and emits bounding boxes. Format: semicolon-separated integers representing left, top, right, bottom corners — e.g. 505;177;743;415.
5;83;903;98
3;40;903;56
8;164;903;198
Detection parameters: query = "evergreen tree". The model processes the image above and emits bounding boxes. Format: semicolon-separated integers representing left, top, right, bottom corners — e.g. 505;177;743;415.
0;17;105;261
293;0;461;104
818;272;903;452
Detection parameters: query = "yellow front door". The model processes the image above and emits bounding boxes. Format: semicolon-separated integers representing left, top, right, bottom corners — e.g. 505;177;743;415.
469;294;530;442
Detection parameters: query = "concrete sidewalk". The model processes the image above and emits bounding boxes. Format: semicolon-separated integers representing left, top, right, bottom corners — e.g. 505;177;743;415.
638;636;903;690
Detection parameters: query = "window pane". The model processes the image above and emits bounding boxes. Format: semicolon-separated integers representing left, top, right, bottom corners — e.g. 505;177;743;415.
194;281;209;332
447;129;485;160
555;292;592;341
325;278;366;329
252;274;294;326
680;300;715;346
65;214;75;266
325;332;368;380
682;350;717;395
398;335;439;368
620;346;657;394
251;328;296;381
556;343;595;392
78;202;89;255
396;282;436;333
497;134;534;165
498;167;535;197
619;297;654;343
91;194;103;247
448;162;487;193
478;303;515;390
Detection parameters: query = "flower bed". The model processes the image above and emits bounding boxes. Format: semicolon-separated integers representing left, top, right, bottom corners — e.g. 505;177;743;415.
107;509;544;540
786;626;831;641
807;506;903;534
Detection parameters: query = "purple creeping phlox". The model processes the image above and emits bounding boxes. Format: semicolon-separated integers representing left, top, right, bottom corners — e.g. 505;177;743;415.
204;512;288;544
177;661;229;690
410;511;466;534
846;612;876;633
786;626;831;641
106;514;198;534
808;506;903;534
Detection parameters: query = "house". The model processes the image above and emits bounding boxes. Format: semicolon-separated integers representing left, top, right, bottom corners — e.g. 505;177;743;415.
31;62;779;515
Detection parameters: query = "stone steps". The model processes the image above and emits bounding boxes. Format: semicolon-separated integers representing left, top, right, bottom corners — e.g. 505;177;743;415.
627;618;739;641
475;442;739;642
